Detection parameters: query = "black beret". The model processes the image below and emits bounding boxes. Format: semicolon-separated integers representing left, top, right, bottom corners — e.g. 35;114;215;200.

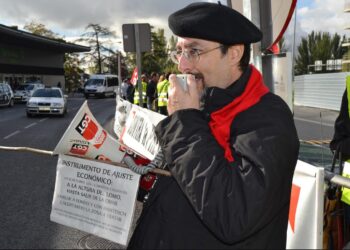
168;2;262;44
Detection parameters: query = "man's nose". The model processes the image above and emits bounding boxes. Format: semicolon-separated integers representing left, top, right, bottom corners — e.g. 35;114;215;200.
178;54;193;73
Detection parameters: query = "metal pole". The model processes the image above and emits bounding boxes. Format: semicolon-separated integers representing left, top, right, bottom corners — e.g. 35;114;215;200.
259;0;274;93
118;51;122;96
250;0;262;71
135;24;143;107
291;6;298;82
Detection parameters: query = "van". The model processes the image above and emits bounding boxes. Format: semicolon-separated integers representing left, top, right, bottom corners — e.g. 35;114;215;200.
84;74;119;98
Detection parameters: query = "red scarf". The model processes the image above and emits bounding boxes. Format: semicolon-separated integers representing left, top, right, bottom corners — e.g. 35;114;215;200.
208;66;269;162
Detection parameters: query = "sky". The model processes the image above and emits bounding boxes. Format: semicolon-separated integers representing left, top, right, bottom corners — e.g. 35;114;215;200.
0;0;349;51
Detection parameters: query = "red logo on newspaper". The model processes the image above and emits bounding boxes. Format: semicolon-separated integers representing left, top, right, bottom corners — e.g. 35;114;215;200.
75;113;98;140
95;154;111;162
93;130;107;149
70;143;89;156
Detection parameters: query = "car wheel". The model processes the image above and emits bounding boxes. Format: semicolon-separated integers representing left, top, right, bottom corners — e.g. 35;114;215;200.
84;94;89;99
8;99;14;107
26;112;32;118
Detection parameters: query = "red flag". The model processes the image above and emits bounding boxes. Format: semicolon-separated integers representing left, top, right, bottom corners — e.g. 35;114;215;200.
130;67;138;86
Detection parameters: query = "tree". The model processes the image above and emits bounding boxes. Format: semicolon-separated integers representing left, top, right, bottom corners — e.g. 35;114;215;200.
105;51;128;80
77;23;116;74
294;31;347;75
64;53;83;93
123;28;178;76
23;21;64;42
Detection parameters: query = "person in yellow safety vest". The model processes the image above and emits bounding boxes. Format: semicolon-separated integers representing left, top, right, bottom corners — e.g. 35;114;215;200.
134;75;148;107
157;73;171;115
330;75;350;237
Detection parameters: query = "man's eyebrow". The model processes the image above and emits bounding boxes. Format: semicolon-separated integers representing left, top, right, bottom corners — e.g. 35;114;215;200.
176;42;201;49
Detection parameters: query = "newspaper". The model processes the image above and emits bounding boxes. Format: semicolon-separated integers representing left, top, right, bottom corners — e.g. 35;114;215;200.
114;97;166;160
51;101;140;246
51;154;140;246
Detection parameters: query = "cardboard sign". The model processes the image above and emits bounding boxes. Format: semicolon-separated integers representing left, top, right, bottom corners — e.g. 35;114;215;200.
50;154;140;246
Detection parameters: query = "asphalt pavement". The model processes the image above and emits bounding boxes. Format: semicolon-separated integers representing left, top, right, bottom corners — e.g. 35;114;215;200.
293;105;339;141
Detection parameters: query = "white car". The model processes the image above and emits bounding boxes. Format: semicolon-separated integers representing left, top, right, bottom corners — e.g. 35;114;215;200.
14;83;45;103
26;87;67;117
0;83;14;107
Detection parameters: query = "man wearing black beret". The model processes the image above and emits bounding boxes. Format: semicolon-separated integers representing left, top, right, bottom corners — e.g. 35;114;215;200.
128;2;299;249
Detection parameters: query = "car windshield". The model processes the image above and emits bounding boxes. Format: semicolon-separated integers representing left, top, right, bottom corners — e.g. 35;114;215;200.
85;79;104;86
32;89;62;98
16;85;29;91
26;85;35;90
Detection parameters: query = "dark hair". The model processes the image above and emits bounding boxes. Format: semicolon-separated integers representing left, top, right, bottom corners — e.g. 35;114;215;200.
165;72;171;80
220;44;250;72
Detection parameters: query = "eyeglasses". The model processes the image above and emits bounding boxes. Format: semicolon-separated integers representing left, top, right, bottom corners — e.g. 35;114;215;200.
169;45;223;64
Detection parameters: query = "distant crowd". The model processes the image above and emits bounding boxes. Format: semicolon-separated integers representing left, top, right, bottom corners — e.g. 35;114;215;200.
120;72;171;116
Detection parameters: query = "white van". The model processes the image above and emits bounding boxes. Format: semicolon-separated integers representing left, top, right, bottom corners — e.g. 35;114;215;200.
84;74;119;98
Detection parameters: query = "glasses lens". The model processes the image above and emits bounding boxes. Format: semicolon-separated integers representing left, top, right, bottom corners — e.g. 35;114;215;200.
170;51;179;64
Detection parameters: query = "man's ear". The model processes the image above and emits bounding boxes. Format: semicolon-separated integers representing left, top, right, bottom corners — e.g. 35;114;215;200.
228;44;244;67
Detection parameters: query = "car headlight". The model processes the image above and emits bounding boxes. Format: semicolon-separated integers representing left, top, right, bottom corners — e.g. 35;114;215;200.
27;101;37;106
52;102;63;107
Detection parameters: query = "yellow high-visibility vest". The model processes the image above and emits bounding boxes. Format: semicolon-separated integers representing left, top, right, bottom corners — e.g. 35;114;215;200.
157;80;170;107
341;75;350;204
134;81;147;105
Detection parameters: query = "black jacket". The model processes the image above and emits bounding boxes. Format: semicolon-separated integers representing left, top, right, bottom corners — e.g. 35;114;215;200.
128;66;299;249
330;90;350;161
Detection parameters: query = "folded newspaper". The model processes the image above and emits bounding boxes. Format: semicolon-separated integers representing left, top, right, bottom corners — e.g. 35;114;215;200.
50;99;154;245
114;96;166;160
51;99;166;246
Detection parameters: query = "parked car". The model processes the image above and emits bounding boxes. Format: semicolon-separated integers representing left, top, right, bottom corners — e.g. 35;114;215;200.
14;82;45;103
26;87;67;117
0;83;14;107
84;74;119;98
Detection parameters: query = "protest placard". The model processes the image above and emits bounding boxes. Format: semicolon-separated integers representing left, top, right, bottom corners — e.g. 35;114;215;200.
54;101;125;163
51;154;140;246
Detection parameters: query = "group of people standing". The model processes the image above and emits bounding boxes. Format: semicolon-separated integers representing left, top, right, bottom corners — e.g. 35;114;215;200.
120;72;171;115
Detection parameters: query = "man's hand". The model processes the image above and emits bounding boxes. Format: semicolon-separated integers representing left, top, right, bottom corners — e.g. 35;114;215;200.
167;74;203;115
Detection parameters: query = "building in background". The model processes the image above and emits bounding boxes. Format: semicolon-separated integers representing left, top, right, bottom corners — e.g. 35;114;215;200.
0;24;90;90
